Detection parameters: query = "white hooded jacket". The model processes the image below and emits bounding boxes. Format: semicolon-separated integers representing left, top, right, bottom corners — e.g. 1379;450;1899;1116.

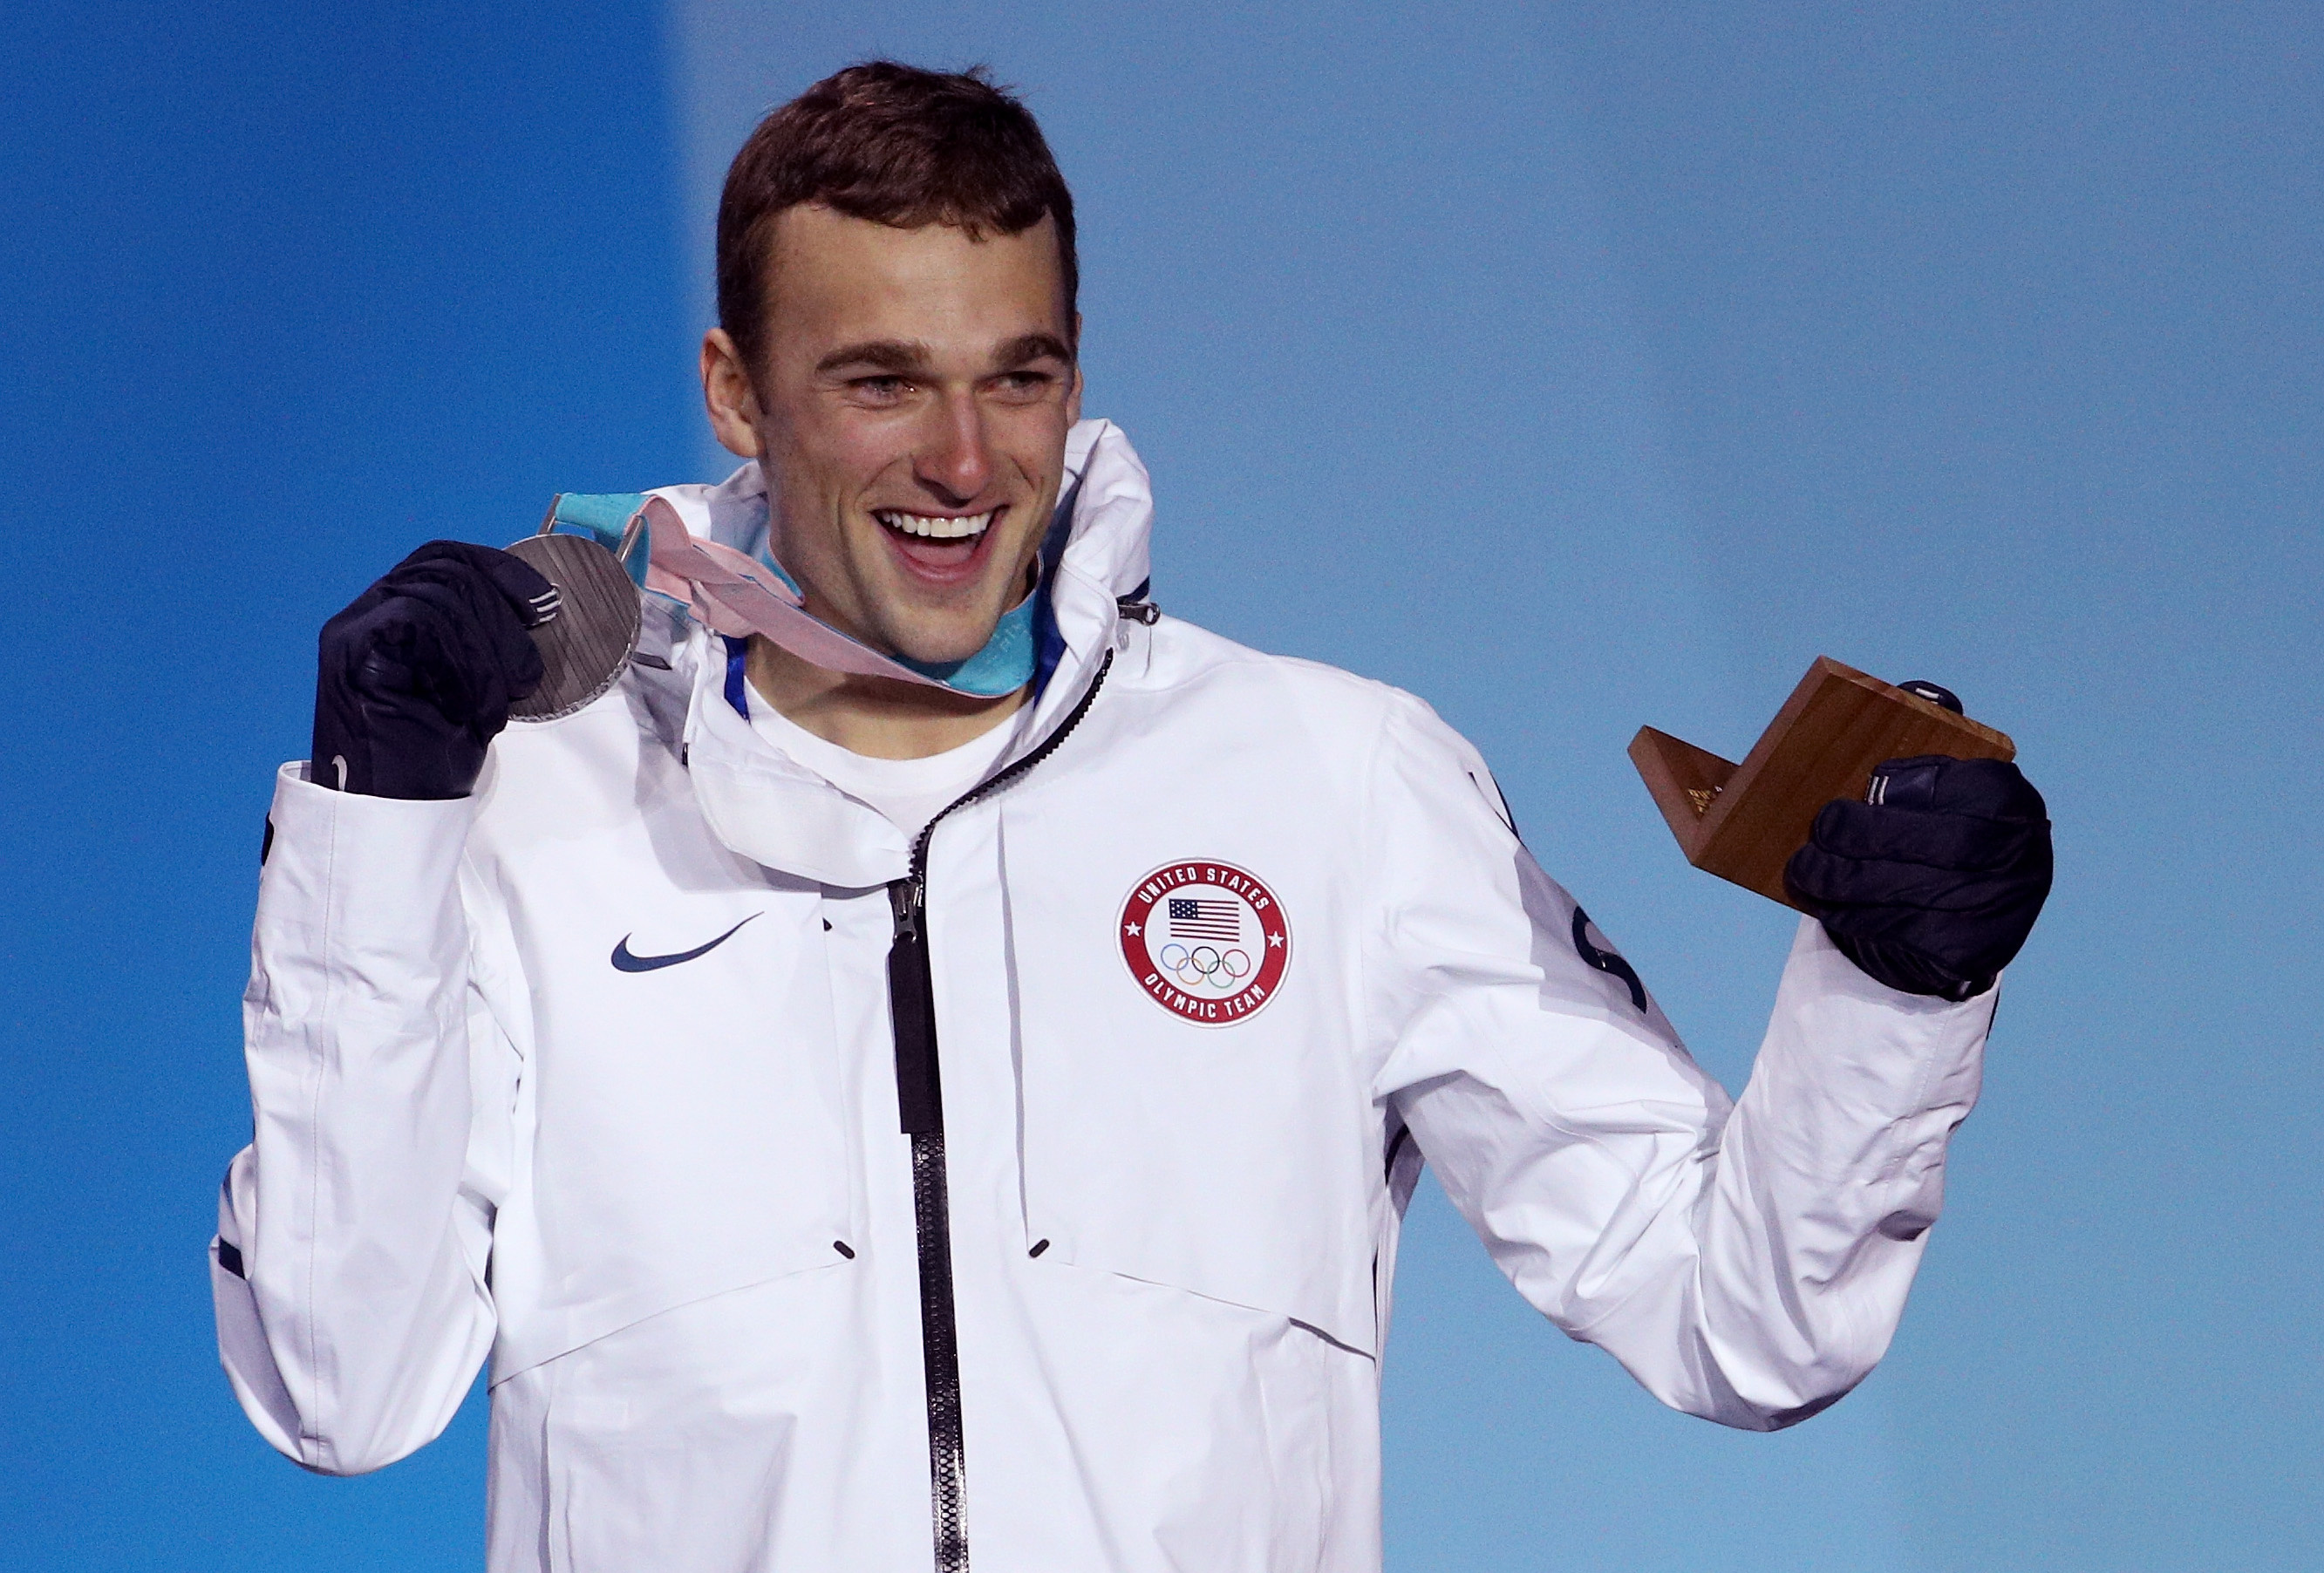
214;420;1992;1572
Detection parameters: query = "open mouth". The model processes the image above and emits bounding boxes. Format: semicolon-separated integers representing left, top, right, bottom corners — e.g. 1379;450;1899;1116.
874;507;1000;582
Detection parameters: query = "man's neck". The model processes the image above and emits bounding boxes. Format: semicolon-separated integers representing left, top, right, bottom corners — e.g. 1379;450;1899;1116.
744;634;1028;760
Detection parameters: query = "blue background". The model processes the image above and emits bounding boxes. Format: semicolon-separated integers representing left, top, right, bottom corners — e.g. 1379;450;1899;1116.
3;3;2315;1568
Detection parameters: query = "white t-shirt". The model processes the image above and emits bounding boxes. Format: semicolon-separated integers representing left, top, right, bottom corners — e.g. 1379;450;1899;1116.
745;684;1018;842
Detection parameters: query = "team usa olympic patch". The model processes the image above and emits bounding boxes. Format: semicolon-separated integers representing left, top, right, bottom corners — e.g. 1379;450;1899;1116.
1119;861;1291;1025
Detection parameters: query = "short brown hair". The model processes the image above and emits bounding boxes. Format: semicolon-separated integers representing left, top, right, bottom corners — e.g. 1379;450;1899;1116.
717;62;1079;371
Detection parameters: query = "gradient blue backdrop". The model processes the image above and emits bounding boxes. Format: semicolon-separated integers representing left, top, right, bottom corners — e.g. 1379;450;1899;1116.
3;3;2315;1569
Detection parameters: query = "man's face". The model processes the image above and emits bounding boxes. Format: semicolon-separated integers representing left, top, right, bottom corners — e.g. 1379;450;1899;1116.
706;205;1081;667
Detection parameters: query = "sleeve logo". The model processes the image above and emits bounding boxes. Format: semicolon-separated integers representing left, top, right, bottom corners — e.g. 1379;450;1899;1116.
1570;905;1647;1012
1119;861;1291;1025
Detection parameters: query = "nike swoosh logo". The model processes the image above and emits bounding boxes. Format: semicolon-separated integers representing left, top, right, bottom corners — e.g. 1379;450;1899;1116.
610;914;760;973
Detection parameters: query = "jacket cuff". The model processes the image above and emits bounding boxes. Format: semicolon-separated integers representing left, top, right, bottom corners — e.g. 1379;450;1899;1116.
1752;916;1995;1143
260;761;477;923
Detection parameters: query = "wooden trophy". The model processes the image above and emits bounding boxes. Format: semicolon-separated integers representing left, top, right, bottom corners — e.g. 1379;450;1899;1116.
1630;656;2015;912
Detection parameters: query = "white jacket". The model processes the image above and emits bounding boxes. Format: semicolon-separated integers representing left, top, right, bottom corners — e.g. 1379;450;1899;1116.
214;421;1993;1572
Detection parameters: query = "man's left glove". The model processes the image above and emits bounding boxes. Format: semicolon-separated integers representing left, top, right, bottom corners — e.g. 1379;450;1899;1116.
1783;755;2054;1001
310;541;557;800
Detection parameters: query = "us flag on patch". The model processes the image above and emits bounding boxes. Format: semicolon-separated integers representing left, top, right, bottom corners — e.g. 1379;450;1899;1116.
1169;898;1242;940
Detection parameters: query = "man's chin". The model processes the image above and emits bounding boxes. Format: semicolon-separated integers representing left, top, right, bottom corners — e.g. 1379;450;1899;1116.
885;627;1002;668
872;585;1034;669
847;595;986;660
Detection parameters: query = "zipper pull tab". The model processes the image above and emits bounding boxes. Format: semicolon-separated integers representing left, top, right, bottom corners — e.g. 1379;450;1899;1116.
889;875;923;942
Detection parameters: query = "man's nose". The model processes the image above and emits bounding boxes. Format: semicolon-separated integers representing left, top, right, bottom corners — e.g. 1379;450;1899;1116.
916;391;995;503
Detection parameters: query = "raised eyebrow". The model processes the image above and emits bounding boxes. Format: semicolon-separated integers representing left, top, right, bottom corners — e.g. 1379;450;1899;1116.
991;332;1076;371
814;340;931;377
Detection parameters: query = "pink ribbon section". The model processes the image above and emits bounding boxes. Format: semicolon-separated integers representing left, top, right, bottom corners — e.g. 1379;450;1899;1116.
635;496;951;690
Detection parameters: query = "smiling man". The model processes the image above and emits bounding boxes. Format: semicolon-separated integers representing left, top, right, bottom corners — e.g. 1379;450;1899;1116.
212;62;2052;1573
701;197;1082;755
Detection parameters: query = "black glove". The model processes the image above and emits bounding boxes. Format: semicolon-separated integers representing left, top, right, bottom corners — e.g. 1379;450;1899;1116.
310;541;558;800
1783;754;2053;1001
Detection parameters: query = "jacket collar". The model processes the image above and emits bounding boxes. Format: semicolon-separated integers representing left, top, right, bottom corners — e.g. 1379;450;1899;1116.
658;420;1154;887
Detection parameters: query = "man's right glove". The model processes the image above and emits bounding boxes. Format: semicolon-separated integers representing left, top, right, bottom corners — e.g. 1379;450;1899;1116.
310;541;558;800
1783;755;2054;1001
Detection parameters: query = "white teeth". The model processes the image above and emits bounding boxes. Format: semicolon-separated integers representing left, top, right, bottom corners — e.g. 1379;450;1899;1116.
878;510;993;540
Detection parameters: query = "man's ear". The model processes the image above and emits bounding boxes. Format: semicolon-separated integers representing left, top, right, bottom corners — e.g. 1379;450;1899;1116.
701;329;765;460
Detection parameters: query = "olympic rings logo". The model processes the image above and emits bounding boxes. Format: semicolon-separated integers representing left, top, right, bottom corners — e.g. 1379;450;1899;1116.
1155;942;1253;991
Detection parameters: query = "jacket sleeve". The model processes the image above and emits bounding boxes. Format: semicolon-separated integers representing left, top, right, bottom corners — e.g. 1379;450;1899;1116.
1368;696;1991;1430
210;763;515;1474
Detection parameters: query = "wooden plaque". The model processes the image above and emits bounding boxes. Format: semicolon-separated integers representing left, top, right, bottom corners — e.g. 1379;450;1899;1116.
1630;656;2015;909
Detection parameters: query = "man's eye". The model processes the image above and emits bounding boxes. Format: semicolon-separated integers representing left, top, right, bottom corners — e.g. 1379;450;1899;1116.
852;376;911;399
993;371;1053;399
